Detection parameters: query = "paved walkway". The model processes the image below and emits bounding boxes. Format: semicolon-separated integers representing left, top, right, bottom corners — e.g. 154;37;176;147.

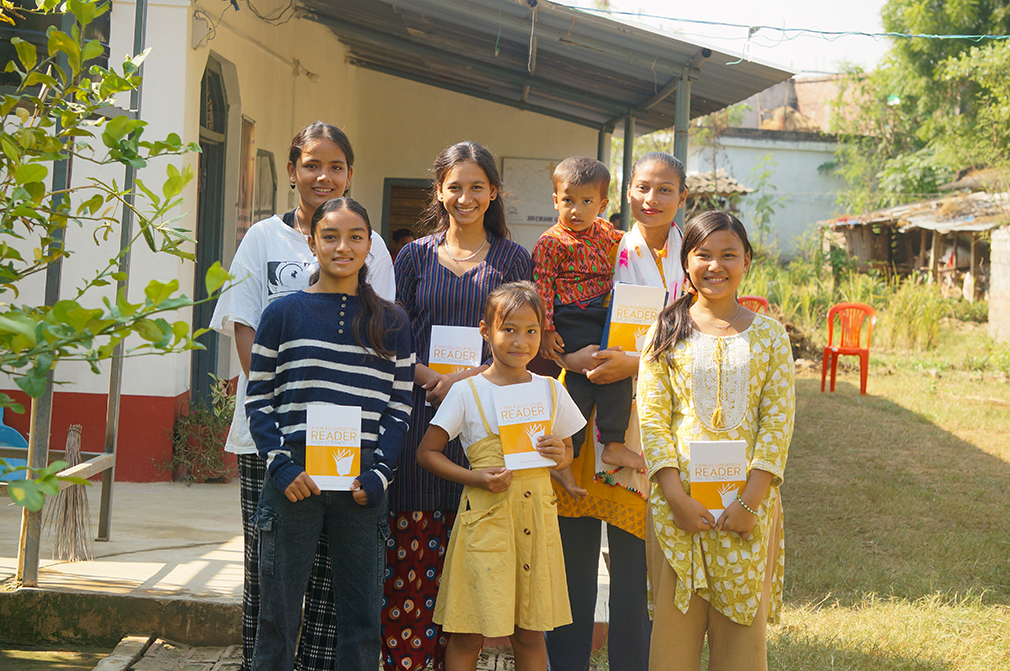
2;482;610;614
122;638;605;671
2;481;612;669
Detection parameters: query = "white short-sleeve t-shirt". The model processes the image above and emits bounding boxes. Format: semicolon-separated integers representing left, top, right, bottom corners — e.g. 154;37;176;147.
209;214;396;454
431;373;586;458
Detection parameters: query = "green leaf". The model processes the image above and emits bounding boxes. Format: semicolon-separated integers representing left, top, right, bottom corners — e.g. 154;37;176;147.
64;305;104;332
134;318;171;345
24;181;46;204
10;37;37;71
13;163;48;185
77;194;104;215
144;278;179;306
0;314;38;343
1;134;19;162
81;39;103;64
204;261;231;295
67;0;98;27
116;289;140;317
103;115;130;147
47;28;81;78
24;70;58;89
15;368;48;398
6;479;45;511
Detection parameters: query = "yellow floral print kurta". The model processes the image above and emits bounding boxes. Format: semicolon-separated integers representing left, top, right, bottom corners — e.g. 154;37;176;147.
637;314;795;626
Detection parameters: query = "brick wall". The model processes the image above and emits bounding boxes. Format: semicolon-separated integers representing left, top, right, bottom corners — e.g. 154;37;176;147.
990;226;1010;343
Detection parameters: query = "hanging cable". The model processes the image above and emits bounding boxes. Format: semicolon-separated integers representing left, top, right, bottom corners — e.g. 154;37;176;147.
557;2;1010;42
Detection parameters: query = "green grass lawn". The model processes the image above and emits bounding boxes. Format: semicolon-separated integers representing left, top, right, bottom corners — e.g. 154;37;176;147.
769;321;1010;670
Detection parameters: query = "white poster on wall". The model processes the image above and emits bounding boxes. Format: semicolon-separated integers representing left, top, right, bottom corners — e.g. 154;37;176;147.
502;157;562;252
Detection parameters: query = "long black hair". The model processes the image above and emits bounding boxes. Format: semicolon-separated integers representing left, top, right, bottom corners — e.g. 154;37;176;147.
310;197;397;359
419;141;510;239
647;210;753;363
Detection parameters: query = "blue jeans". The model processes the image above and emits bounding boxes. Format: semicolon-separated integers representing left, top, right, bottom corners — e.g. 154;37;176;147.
253;469;388;671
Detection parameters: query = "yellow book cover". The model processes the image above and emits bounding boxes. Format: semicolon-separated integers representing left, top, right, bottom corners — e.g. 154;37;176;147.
604;283;668;356
305;405;361;491
493;380;555;471
689;440;748;518
428;325;482;375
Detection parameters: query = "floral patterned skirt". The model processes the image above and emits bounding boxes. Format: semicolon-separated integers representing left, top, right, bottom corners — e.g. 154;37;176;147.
382;510;455;671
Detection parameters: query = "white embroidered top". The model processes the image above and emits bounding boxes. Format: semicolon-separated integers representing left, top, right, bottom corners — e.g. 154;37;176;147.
637;313;795;626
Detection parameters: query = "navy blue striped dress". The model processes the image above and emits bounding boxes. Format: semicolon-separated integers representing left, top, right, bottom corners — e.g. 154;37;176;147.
390;232;532;512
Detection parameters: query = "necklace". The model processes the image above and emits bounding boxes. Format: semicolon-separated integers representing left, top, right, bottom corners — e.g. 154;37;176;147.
699;303;742;331
444;236;488;262
293;206;308;237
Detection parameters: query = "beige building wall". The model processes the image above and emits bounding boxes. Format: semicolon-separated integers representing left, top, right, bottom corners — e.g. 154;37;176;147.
2;4;599;403
349;67;599;250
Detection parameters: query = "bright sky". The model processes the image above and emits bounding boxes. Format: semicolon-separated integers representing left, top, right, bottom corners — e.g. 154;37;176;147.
562;0;892;76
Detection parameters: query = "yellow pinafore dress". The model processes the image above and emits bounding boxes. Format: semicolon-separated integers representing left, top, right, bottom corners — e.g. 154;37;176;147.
433;378;572;637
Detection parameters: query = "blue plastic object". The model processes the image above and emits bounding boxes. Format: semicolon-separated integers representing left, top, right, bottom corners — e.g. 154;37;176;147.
0;407;29;483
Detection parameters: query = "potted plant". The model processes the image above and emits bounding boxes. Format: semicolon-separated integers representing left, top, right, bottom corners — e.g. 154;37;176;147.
165;374;238;484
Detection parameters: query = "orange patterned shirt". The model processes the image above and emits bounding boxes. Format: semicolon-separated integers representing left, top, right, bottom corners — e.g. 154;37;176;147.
532;218;624;330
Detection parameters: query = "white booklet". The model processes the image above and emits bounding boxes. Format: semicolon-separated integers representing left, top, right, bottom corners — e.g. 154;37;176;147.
428;325;482;374
305;405;361;491
689;440;748;518
602;282;668;356
427;325;483;406
492;380;555;471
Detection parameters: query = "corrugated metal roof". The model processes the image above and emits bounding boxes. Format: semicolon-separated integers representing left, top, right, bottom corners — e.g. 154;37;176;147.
686;169;752;196
298;0;793;133
821;192;1009;235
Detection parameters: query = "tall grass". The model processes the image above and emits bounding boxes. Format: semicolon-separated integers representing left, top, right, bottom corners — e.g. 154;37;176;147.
739;241;977;353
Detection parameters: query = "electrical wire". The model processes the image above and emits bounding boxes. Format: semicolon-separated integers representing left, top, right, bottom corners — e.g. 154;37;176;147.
193;3;236;50
558;2;1010;42
244;0;298;26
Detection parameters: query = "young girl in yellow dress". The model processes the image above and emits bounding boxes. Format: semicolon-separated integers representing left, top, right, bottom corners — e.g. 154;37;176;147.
416;282;586;671
637;211;794;671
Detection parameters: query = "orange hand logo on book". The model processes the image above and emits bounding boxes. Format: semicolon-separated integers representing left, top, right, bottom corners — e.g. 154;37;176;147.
689;440;748;517
604;284;667;355
494;381;555;471
305;405;361;490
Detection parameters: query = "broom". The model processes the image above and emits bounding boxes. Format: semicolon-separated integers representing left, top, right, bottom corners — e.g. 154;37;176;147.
43;424;94;561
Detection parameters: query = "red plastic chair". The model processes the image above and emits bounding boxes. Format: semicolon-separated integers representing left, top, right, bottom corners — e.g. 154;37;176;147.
821;302;876;395
738;295;770;314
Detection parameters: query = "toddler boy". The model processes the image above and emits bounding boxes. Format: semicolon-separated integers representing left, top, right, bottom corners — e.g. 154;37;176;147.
532;157;645;487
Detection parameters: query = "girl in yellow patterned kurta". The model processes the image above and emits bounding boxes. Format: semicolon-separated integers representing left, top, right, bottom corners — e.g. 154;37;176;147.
637;211;794;671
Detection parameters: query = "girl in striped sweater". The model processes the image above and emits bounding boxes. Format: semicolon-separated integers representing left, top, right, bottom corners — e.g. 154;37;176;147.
246;197;415;671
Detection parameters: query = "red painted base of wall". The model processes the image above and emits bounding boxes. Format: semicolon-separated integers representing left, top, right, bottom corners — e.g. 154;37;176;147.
3;389;190;482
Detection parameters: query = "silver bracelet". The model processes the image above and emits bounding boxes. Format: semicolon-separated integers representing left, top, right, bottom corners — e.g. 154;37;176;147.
736;493;758;515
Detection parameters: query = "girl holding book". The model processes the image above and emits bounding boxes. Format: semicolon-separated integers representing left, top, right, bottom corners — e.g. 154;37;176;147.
245;197;414;671
637;211;794;671
416;281;585;671
386;141;532;671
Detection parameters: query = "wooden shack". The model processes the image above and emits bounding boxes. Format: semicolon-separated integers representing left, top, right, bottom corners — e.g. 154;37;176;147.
820;192;1007;294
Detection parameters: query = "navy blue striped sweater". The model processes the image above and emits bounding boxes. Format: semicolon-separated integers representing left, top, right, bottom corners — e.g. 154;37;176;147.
246;290;415;505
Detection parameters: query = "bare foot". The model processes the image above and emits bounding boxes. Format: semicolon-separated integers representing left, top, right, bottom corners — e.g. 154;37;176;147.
601;442;647;473
550;466;587;499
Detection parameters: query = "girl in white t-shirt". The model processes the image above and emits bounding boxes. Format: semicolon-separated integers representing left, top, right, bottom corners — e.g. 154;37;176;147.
210;121;394;671
417;281;585;671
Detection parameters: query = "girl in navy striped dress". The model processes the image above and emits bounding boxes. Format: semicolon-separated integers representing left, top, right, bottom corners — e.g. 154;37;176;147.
384;141;533;671
246;197;414;671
